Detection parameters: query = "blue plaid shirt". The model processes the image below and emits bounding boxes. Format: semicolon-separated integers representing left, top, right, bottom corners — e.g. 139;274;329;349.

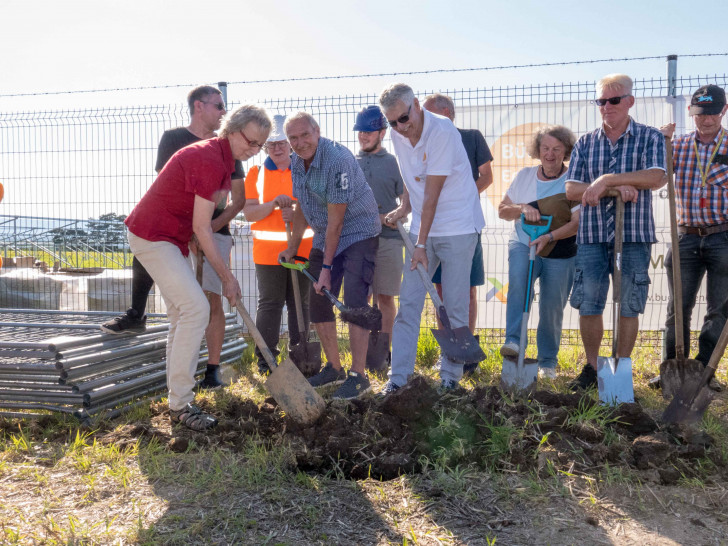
291;137;381;255
566;118;666;244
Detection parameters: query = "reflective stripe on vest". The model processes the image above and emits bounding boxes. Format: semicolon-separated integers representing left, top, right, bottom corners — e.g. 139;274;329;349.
251;165;313;242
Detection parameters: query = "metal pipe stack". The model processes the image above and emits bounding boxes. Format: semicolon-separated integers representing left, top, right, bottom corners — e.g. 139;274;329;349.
0;309;247;418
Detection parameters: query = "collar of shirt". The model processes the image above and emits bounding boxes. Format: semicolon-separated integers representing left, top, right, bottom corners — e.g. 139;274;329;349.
596;116;635;141
693;128;725;147
291;137;329;175
264;155;291;171
356;149;388;158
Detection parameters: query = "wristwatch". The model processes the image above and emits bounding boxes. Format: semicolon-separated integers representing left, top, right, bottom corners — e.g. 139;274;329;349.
414;243;426;249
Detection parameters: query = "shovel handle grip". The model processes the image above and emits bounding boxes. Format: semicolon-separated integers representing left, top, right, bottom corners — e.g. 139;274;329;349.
235;302;278;371
395;220;446;310
664;136;685;359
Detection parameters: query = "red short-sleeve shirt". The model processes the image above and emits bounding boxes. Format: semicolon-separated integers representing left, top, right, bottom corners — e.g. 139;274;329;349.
126;137;234;256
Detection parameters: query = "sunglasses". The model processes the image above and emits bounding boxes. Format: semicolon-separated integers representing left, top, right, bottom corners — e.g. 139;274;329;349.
201;101;226;111
239;131;264;149
594;94;630;107
387;104;412;128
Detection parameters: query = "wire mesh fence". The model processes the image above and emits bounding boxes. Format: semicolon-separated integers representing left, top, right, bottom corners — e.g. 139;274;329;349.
2;73;727;347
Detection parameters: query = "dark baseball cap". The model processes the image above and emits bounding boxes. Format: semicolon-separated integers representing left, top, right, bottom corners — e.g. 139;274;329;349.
690;85;726;115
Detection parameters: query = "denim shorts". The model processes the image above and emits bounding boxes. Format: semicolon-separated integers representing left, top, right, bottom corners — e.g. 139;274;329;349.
431;232;485;287
570;242;652;317
308;237;378;323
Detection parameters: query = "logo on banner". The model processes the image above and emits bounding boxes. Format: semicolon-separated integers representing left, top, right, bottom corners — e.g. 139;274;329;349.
490;122;545;210
485;277;508;303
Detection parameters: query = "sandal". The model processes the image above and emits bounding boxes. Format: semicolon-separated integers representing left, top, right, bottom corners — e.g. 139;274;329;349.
169;403;218;431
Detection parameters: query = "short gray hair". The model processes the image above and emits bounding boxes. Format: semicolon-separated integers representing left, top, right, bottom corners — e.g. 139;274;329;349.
283;111;320;134
423;93;455;120
219;105;272;139
527;125;576;160
596;73;633;96
379;83;415;112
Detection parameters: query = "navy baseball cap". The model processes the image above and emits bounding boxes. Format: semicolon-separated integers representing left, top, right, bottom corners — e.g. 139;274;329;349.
690;85;726;116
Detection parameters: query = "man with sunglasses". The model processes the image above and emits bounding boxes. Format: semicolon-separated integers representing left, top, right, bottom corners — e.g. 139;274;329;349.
102;85;246;389
243;115;313;376
655;85;728;391
280;112;381;399
378;83;485;393
565;74;666;391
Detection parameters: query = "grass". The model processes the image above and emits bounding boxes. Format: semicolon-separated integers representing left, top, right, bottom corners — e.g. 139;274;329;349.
1;333;728;544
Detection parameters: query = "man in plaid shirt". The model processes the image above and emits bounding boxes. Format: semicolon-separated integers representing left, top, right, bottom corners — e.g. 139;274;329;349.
660;85;728;390
565;74;667;391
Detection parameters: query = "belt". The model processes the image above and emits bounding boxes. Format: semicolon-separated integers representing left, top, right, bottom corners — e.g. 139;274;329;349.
679;223;728;237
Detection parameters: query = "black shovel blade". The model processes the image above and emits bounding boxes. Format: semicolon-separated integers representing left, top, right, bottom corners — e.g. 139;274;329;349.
289;340;322;378
659;357;705;400
662;379;714;425
340;305;382;331
367;331;390;373
431;326;485;364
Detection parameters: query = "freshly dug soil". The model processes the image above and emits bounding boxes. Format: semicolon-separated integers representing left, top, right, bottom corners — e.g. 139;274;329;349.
92;375;725;482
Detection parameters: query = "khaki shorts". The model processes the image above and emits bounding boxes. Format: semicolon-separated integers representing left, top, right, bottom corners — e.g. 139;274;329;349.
372;236;404;296
190;233;233;295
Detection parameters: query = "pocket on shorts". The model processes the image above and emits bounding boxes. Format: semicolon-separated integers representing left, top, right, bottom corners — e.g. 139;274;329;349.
569;269;584;309
628;272;651;315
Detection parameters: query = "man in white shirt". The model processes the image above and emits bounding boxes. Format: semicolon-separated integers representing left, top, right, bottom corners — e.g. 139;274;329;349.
379;83;485;392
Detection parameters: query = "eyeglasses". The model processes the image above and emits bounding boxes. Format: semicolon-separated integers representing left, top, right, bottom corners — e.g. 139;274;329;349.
239;131;264;149
387;104;412;128
263;140;289;151
594;95;630;107
201;101;226;111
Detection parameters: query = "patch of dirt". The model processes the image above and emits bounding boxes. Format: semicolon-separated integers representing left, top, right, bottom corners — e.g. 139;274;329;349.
90;374;727;485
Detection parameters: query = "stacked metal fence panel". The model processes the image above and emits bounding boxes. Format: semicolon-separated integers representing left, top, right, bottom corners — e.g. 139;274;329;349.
0;309;246;418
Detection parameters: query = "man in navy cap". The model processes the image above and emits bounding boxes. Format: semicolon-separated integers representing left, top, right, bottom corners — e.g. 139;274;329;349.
659;84;728;390
354;106;405;371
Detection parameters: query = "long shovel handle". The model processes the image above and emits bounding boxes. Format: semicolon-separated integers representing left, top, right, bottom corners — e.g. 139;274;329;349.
285;222;308;339
665;136;685;360
235;301;278;371
703;316;728;378
195;246;204;286
297;266;347;312
612;194;625;360
395;220;454;331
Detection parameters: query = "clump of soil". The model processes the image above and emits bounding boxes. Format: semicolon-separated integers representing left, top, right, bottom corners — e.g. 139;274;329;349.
94;375;725;482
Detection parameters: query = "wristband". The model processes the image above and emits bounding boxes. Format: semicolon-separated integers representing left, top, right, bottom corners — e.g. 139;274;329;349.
322;264;332;270
548;233;554;243
414;243;426;249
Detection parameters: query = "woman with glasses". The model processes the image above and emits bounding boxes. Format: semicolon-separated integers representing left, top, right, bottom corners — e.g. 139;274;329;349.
125;105;272;431
498;125;579;379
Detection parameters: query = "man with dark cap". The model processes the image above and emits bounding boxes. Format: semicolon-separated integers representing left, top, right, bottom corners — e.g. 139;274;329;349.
659;85;728;390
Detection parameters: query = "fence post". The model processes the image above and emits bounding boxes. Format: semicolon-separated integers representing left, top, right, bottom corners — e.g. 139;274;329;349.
218;82;228;109
666;55;677;98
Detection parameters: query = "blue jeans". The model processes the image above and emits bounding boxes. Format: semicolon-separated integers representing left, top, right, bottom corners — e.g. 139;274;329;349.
504;240;575;369
665;231;728;365
390;231;477;387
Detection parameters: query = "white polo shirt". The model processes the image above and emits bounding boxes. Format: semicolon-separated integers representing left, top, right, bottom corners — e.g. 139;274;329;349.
391;109;485;237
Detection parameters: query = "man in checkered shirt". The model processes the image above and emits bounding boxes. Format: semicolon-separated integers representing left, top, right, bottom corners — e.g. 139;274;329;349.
565;73;667;391
660;85;728;390
280;112;381;399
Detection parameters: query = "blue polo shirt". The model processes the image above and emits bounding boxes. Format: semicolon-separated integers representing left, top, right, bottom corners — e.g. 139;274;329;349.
291;137;381;256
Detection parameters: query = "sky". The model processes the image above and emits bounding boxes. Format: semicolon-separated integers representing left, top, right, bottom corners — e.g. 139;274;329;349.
1;0;726;111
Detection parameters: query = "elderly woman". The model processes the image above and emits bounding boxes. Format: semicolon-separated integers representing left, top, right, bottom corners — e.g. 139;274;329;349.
125;105;272;430
498;125;579;379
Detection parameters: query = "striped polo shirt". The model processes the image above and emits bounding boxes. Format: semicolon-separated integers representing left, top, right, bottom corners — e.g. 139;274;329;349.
566;118;666;244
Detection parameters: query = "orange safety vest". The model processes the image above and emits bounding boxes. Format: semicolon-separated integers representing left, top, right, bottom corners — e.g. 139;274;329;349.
244;162;313;265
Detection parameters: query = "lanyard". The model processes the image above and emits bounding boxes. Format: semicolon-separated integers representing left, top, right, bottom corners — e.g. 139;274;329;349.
693;129;725;188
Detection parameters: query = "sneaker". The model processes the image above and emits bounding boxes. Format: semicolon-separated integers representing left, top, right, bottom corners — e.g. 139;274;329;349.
708;376;724;392
169;403;218;431
438;379;460;394
308;362;347;388
500;342;519;359
539;367;557;380
379;380;401;396
569;363;598;391
200;366;223;389
101;308;147;335
332;371;371;400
